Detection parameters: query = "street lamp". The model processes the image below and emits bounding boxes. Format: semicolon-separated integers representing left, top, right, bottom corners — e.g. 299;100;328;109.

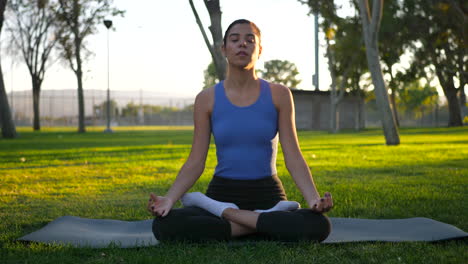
104;19;113;133
313;11;319;91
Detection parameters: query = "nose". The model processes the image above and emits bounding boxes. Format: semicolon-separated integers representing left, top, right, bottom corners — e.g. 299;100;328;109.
239;40;247;47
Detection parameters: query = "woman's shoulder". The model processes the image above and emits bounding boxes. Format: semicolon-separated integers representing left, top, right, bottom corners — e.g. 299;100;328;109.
265;81;293;109
194;85;216;113
268;82;291;95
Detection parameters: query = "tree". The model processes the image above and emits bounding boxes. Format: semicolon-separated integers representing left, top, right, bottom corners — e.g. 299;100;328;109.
0;0;17;138
378;0;413;127
358;0;400;145
398;80;438;119
202;61;218;89
402;0;466;127
259;60;301;89
300;0;367;132
324;16;367;133
93;99;117;119
120;102;180;118
326;34;360;133
189;0;226;80
55;0;123;133
302;0;465;129
6;0;57;131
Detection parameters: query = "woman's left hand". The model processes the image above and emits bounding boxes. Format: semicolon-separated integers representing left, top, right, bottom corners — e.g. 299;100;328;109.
310;192;333;213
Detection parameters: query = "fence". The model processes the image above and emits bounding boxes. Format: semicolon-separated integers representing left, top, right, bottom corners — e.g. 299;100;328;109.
365;103;450;128
7;89;454;128
8;89;194;127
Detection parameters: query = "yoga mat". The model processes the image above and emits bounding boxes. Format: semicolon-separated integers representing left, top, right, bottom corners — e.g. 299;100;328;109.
19;216;467;248
19;216;158;248
324;217;467;243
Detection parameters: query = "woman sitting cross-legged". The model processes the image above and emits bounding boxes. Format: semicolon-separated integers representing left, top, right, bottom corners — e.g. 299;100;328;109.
147;19;333;243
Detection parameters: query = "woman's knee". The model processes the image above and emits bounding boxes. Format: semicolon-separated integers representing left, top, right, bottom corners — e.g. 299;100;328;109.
257;210;331;242
152;207;231;242
152;211;179;241
152;208;199;241
302;211;331;242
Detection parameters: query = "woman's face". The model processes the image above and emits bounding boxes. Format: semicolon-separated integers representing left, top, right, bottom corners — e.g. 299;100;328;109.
222;23;262;70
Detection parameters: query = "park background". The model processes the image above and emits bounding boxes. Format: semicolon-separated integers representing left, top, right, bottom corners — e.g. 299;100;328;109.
1;0;466;131
0;0;467;263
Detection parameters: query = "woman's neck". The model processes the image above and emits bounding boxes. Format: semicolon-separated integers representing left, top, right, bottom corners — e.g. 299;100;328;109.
224;66;259;91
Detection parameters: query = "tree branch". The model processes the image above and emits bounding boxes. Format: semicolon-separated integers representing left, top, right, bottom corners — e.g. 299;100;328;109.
189;0;215;59
370;0;383;40
358;0;371;28
0;0;6;34
448;0;467;21
80;4;107;41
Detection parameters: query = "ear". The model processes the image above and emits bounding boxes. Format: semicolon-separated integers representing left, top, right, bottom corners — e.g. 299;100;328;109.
258;44;263;59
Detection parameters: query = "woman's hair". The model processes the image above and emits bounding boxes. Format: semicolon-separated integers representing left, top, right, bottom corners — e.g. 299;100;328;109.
223;19;261;46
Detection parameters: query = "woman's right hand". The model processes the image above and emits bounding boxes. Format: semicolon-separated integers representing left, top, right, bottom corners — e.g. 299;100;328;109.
310;192;333;213
147;193;174;217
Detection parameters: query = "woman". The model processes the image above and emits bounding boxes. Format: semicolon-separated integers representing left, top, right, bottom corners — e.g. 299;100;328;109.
148;19;333;242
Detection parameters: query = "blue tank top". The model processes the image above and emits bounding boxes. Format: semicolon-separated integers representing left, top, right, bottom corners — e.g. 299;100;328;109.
211;79;278;180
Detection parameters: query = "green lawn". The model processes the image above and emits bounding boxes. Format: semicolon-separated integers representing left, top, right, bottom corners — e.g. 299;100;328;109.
1;126;467;263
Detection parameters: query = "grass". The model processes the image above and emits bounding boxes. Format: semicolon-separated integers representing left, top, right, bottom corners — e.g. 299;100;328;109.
0;126;467;263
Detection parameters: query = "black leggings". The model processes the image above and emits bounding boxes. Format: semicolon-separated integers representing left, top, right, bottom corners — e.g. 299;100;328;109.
152;176;331;242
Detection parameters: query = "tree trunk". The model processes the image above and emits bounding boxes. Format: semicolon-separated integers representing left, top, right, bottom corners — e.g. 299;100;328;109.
444;84;463;127
204;0;226;80
0;63;17;138
456;40;467;121
461;85;467;118
365;41;400;144
73;13;85;132
388;68;400;127
67;0;86;133
76;65;85;133
359;0;400;145
0;0;17;138
390;89;400;127
435;67;463;126
458;54;467;119
327;43;346;133
32;77;42;131
189;0;226;80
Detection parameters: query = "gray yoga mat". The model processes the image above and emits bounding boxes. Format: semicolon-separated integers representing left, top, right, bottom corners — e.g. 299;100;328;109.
19;216;467;248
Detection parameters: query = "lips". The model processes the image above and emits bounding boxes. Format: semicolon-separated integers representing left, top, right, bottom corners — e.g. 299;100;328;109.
236;51;248;56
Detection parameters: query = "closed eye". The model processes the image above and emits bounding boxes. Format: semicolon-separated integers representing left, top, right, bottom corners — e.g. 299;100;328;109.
246;36;255;43
229;34;240;42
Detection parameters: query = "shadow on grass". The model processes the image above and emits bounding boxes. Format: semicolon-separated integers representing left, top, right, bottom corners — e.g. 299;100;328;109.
401;140;468;145
0;130;195;151
0;157;182;171
399;127;468;135
0;145;192;166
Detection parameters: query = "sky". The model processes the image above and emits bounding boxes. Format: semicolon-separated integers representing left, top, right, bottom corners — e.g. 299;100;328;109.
3;0;353;98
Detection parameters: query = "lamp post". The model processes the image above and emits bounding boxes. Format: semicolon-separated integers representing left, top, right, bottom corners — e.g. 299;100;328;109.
313;11;319;91
104;19;113;133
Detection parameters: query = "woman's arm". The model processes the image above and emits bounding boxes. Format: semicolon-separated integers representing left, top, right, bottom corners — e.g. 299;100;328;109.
272;84;332;211
149;88;213;217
